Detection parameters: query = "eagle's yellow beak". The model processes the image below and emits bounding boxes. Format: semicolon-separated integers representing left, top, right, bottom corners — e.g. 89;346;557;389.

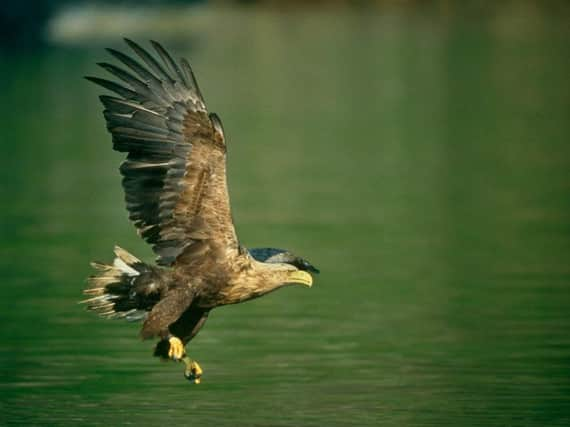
287;270;313;287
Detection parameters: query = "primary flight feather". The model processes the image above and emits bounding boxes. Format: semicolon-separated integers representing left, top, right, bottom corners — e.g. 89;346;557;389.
82;39;318;383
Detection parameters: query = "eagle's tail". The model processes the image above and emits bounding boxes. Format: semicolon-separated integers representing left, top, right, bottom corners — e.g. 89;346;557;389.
81;246;163;321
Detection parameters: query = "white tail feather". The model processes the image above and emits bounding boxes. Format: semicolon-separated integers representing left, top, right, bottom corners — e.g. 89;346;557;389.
82;246;151;322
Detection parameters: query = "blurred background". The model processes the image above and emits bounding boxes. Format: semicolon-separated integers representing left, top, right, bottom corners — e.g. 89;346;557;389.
1;1;569;426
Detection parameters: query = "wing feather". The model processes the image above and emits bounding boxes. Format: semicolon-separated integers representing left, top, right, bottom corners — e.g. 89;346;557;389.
97;62;167;107
88;39;238;266
85;76;144;103
124;39;175;83
150;40;190;89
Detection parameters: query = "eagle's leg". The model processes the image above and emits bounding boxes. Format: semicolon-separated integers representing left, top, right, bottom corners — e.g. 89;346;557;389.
167;336;185;360
154;336;203;383
169;337;203;383
182;356;203;384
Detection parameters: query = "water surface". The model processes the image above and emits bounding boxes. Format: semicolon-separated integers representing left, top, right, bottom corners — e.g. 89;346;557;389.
1;4;569;426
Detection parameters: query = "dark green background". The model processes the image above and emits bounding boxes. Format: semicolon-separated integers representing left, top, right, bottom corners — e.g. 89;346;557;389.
1;3;569;426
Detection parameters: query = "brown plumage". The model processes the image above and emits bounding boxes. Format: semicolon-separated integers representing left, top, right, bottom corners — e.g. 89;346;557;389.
82;39;319;382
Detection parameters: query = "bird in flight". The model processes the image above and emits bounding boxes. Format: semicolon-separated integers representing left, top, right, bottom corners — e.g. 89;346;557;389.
82;39;319;383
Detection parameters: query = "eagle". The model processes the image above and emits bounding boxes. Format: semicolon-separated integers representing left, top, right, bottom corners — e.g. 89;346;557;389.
82;39;319;383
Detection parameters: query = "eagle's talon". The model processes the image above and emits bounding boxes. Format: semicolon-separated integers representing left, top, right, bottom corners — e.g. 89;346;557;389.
183;357;203;384
168;336;185;360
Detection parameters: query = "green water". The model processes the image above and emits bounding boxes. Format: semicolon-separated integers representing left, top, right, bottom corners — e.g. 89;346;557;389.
1;5;570;426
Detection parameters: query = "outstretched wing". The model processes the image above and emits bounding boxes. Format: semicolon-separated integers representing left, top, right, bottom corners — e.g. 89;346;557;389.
87;39;238;266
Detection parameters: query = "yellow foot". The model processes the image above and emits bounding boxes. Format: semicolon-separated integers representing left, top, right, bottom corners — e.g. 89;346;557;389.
182;356;203;384
168;336;185;360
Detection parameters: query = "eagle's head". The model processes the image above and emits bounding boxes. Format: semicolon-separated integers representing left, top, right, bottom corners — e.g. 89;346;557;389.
249;247;319;289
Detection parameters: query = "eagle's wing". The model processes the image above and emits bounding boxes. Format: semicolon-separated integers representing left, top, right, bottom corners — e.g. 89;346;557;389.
87;39;237;266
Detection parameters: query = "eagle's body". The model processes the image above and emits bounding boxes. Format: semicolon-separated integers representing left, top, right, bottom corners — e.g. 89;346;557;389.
82;39;318;382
